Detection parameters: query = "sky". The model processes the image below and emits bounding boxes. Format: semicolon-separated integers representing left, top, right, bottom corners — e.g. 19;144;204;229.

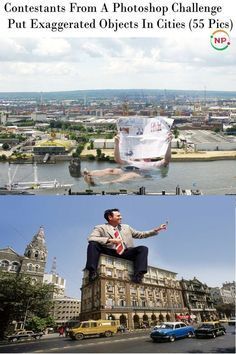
0;196;235;299
0;37;236;92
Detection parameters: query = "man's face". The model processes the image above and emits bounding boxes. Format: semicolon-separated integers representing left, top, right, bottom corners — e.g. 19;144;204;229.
108;211;122;226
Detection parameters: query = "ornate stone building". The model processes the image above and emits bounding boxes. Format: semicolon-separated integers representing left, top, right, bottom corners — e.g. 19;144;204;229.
80;254;186;329
0;226;47;283
180;277;217;321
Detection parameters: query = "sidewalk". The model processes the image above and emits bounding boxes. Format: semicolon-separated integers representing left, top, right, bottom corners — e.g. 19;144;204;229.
42;333;60;340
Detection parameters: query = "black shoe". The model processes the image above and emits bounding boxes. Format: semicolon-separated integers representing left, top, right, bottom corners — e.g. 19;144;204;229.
132;272;144;284
88;271;98;283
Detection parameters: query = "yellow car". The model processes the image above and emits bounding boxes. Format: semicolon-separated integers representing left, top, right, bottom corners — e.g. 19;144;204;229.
69;320;118;340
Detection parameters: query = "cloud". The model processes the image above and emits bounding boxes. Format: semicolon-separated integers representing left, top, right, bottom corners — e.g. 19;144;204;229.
32;38;71;57
0;37;235;91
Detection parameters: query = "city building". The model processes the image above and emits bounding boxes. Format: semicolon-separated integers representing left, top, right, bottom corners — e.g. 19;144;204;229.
210;281;235;305
80;254;186;329
0;226;47;283
180;277;217;321
31;112;47;122
51;297;81;327
43;273;66;298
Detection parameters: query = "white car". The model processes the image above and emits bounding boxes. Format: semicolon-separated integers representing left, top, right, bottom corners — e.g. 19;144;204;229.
228;317;236;326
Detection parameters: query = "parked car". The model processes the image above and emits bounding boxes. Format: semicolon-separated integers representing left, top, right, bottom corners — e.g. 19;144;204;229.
7;330;43;343
195;321;226;338
69;320;118;340
228;317;236;326
150;322;195;342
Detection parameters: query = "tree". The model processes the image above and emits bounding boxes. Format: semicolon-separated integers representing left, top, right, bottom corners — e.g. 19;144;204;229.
215;303;235;318
0;272;55;339
173;127;179;139
2;143;10;150
0;154;7;161
27;316;56;332
214;128;221;133
96;148;102;158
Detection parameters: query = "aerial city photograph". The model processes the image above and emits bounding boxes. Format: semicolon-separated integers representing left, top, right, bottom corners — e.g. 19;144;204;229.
0;37;235;195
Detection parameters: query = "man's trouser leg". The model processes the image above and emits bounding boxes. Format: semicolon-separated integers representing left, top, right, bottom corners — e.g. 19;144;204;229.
86;242;148;275
85;241;117;272
121;246;148;275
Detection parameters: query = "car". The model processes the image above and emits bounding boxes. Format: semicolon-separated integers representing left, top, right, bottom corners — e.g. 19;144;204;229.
150;322;195;342
7;330;43;343
69;320;118;340
195;321;226;338
228;317;236;326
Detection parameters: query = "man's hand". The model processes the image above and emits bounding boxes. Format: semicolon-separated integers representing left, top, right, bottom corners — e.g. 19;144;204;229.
107;238;122;245
166;132;173;142
114;134;120;145
154;223;168;233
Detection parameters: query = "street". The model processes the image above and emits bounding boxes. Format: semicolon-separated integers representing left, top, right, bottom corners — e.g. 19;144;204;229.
0;326;235;353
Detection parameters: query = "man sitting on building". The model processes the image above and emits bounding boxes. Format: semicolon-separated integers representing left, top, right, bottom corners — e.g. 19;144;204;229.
85;208;167;284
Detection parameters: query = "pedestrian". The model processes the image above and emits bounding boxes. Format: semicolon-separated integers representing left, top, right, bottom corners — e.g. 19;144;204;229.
85;208;167;284
58;326;65;337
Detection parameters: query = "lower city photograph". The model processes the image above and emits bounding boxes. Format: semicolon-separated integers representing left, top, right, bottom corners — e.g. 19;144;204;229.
0;196;235;353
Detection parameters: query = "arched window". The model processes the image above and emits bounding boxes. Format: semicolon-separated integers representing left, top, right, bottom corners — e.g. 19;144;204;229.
34;251;39;258
119;299;126;307
35;265;40;272
133;314;140;329
151;314;157;326
166;313;171;321
31;278;37;284
28;263;33;271
10;262;20;271
120;315;127;326
1;260;9;268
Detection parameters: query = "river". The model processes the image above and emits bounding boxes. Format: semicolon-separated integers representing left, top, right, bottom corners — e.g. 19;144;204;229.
0;160;235;195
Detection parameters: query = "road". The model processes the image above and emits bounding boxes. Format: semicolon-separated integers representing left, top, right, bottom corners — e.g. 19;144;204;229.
0;326;235;353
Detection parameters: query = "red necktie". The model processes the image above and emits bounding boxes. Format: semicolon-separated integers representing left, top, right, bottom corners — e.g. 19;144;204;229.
114;229;125;255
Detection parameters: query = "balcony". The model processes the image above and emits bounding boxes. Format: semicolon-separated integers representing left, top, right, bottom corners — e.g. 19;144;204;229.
104;305;185;311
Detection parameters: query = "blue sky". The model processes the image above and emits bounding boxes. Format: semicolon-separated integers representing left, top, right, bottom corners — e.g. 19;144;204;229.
0;196;235;298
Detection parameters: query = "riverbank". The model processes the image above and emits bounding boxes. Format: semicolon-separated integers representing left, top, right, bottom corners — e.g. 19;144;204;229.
1;149;236;164
171;150;236;161
80;147;236;162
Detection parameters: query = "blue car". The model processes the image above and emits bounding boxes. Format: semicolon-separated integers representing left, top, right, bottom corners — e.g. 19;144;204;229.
150;322;195;342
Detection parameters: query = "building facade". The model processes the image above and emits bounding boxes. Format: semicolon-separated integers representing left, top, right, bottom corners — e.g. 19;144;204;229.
80;254;186;329
0;226;47;283
51;297;81;326
210;281;235;305
43;273;66;298
180;277;217;321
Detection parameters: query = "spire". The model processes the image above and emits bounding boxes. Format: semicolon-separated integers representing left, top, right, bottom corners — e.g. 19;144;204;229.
50;257;57;275
24;226;47;261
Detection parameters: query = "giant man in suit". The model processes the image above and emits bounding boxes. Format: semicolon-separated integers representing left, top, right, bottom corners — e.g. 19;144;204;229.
86;208;167;283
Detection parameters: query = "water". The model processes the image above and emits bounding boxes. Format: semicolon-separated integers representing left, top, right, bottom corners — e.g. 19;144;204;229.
0;160;235;195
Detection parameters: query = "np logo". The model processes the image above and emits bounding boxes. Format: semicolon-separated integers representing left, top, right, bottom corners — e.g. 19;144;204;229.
210;30;230;51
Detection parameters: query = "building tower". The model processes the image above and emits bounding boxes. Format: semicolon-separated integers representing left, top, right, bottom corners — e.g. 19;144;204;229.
20;226;48;283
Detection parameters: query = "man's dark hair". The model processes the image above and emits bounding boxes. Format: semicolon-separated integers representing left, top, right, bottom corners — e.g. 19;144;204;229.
104;209;120;222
